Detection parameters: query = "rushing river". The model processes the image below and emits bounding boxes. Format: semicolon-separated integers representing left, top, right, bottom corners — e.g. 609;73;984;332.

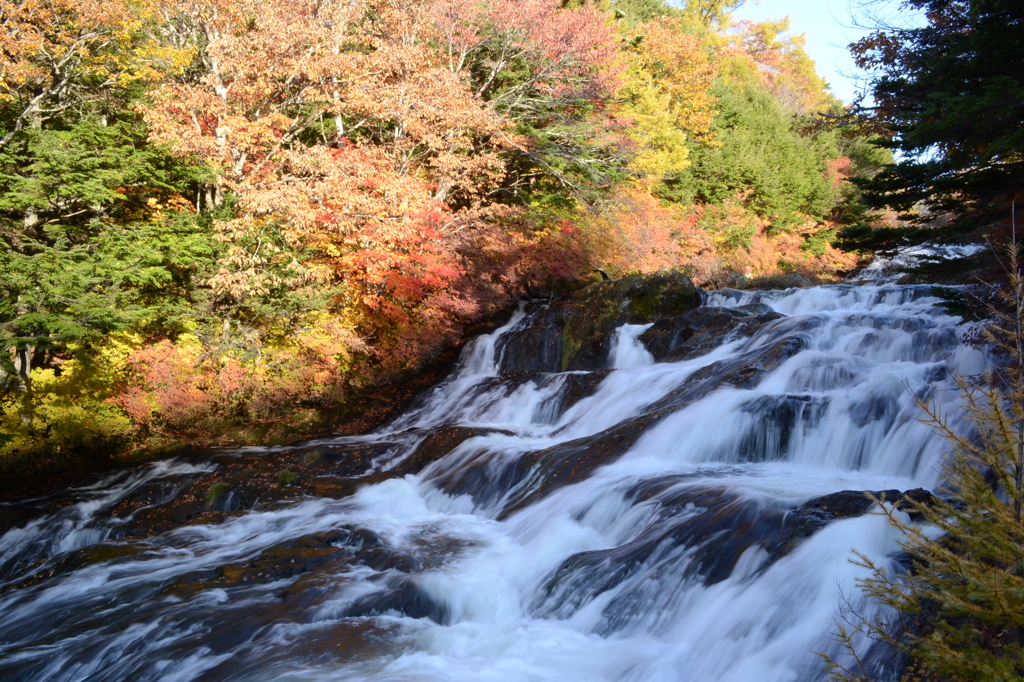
0;282;986;681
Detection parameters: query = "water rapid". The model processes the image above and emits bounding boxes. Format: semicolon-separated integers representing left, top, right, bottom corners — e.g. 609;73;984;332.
0;282;985;681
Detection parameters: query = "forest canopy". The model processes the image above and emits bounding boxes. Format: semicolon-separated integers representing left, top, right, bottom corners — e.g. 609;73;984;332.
0;0;877;479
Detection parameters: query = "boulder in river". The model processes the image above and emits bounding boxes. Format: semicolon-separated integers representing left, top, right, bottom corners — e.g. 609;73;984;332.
494;271;701;374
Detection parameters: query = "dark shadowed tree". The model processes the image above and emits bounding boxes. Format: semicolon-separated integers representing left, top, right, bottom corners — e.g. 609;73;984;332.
851;0;1024;224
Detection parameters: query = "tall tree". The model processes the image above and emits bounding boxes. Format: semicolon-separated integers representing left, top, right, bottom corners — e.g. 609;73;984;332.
618;16;717;186
666;80;840;229
143;0;516;359
0;0;183;150
425;0;626;205
851;0;1024;223
0;0;202;389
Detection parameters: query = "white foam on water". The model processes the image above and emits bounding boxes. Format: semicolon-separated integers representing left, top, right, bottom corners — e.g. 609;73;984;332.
609;323;655;369
856;242;987;282
0;283;981;681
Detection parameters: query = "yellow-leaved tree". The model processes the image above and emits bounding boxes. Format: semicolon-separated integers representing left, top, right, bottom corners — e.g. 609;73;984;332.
619;17;717;185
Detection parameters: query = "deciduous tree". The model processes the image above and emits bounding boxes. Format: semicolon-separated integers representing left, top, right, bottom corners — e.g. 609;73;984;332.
143;0;516;364
0;0;185;150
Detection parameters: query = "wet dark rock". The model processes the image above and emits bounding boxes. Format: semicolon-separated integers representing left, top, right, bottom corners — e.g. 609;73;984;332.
49;541;147;575
427;409;658;517
849;390;900;429
562;272;700;371
496;305;564;374
745;272;813;290
552;370;611;416
306;473;387;500
491;272;701;376
110;482;219;538
637;486;792;583
1;540;150;595
107;440;408;538
647;335;808;413
205;472;266;512
428;390;663;513
460;370;611;427
197;619;400;678
0;467;177;539
496;414;657;519
426;442;534;511
120;580;404;681
768;488;937;559
802;489;880;518
639;306;784;363
736;302;776;316
735;394;830;462
209;540;351;586
0;506;34;537
564;332;617;372
299;428;510;502
163;526;408;598
801;488;935;520
394;426;513;477
406;530;478;570
106;476;203;523
113;425;481;531
113;470;271;538
345;579;450;624
286;440;398;477
715;335;808;388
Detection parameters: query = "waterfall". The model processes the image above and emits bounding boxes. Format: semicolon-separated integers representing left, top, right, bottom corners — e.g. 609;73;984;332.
0;283;985;682
609;323;655;369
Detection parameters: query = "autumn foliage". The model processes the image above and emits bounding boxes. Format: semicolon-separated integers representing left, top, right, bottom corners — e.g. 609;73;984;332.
0;0;872;477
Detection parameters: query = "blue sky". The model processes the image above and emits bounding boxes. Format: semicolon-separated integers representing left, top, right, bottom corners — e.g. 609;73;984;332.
728;0;873;104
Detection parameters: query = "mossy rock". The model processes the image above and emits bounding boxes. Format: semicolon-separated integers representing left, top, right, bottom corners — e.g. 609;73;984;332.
558;272;700;370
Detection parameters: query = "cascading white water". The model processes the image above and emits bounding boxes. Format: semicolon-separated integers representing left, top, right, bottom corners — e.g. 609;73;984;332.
852;243;986;282
386;306;530;432
0;283;986;682
609;323;655;369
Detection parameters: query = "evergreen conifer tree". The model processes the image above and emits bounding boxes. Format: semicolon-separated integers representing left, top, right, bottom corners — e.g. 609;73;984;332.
851;0;1024;224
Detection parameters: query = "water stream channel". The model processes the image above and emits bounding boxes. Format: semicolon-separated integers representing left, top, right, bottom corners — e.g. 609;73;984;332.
0;279;986;681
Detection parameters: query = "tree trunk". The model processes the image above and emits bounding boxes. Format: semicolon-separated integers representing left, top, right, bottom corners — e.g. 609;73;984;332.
12;344;33;393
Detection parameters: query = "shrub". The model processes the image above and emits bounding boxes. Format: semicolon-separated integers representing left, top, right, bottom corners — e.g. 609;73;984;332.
0;350;134;475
